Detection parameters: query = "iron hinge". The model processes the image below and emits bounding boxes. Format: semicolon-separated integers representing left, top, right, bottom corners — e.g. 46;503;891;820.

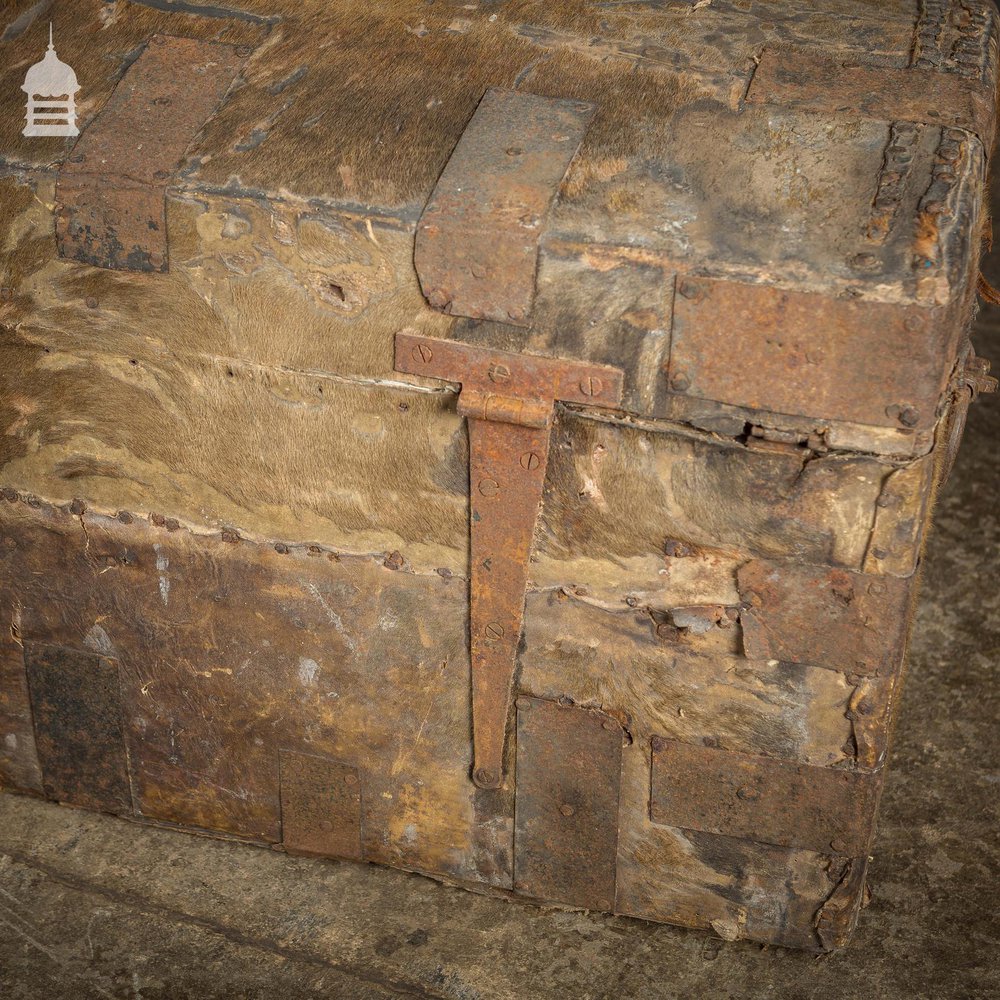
395;331;623;787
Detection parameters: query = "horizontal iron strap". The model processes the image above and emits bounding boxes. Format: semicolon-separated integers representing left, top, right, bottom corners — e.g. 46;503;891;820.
650;739;881;857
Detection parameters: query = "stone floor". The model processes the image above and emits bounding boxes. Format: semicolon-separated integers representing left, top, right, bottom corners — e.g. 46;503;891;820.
3;185;1000;1000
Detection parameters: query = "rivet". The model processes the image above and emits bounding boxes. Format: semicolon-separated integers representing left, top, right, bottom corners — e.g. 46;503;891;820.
898;405;920;427
678;279;701;299
319;820;334;832
505;146;523;156
559;803;575;817
871;547;888;560
474;767;498;787
849;252;880;270
117;510;133;524
69;499;86;515
830;838;848;853
471;262;488;279
650;736;666;752
85;296;99;309
274;542;289;554
736;785;760;802
516;697;531;711
221;529;239;544
670;371;691;392
868;581;887;596
596;899;613;912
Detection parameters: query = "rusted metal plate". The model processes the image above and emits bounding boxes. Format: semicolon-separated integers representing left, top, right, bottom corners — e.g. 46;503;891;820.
23;644;131;814
56;34;245;272
738;561;911;677
747;48;996;148
514;697;622;911
468;419;552;790
395;331;624;410
279;750;363;860
414;88;595;326
396;332;623;788
669;277;945;432
650;739;881;856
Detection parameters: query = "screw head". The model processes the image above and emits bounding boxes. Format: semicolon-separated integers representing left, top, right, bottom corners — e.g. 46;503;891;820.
488;364;511;384
478;478;500;498
849;252;880;270
520;451;540;471
559;803;576;817
898;405;920;427
484;621;505;641
474;767;498;787
344;772;359;786
412;343;433;364
579;375;603;397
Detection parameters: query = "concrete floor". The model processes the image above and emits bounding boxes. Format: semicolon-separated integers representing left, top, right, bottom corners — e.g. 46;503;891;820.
2;214;1000;1000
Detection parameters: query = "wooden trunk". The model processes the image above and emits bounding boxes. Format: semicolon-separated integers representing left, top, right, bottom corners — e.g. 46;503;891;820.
1;0;998;952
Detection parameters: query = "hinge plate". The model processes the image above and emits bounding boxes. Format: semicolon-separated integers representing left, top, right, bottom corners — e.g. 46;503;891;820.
395;331;623;787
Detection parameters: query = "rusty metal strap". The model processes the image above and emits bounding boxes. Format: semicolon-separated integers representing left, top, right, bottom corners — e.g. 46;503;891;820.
650;739;882;857
669;277;944;433
415;88;595;327
56;35;247;273
747;49;996;150
395;331;623;789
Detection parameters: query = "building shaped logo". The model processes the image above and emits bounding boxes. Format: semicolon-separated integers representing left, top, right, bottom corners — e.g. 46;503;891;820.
21;24;79;137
